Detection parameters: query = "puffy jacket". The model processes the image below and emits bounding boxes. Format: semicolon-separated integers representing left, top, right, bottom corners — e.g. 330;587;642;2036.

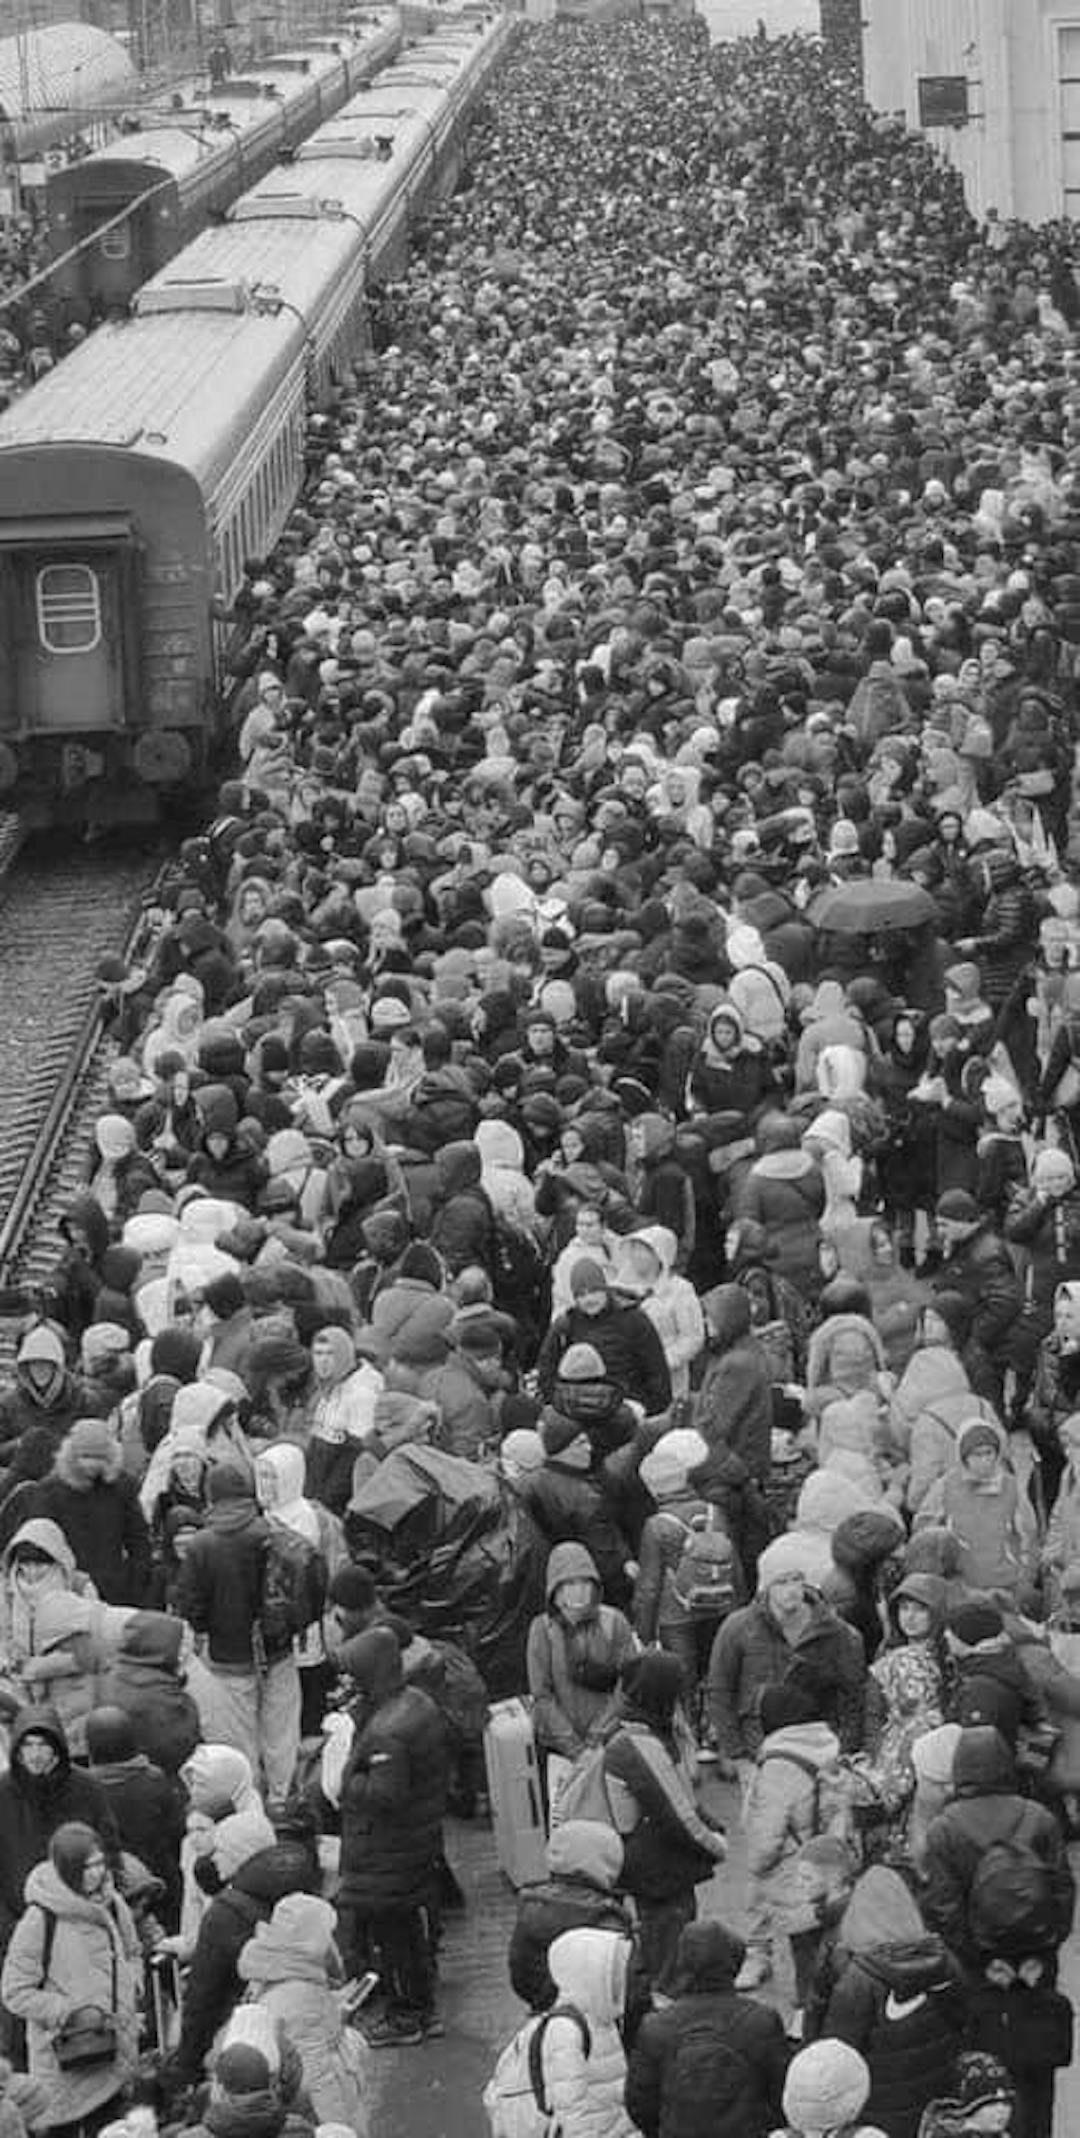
427;1142;493;1275
521;1466;633;1613
527;1543;637;1758
100;1609;202;1775
537;1302;672;1419
734;1151;825;1291
29;1440;151;1607
602;1719;724;1902
238;1899;367;2129
0;1706;119;1953
537;1928;637;2138
171;1841;319;2083
824;1936;967;2138
175;1494;271;1668
743;1721;841;1915
509;1821;634;2013
1;1856;140;2129
337;1627;449;1912
930;1224;1023;1367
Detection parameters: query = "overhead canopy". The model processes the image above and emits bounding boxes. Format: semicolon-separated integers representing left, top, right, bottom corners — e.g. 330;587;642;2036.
0;23;137;160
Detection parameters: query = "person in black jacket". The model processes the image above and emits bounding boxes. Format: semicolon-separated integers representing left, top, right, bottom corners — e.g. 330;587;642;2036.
820;1866;966;2138
335;1625;450;2048
163;1840;319;2088
84;1704;186;1929
0;1706;120;2004
25;1418;151;1605
509;1818;635;2013
536;1262;672;1418
625;1919;789;2138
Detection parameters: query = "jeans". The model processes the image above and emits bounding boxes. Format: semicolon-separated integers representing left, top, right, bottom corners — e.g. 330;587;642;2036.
336;1902;436;2022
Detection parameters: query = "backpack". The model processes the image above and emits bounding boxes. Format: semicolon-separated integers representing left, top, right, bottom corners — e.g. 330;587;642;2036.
666;1509;737;1618
491;1216;544;1303
665;2015;753;2138
967;1806;1074;1955
483;2003;591;2138
258;1524;326;1653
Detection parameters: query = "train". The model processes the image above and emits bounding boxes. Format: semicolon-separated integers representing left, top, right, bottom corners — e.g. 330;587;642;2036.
43;10;405;322
0;5;513;829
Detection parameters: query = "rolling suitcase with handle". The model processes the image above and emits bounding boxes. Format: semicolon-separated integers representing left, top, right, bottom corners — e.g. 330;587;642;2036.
483;1697;547;1888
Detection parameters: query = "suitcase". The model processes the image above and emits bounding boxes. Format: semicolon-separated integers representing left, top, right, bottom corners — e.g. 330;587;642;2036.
483;1697;547;1889
144;1951;183;2056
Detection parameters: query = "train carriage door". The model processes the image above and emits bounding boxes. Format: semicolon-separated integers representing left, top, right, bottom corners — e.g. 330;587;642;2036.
11;548;126;731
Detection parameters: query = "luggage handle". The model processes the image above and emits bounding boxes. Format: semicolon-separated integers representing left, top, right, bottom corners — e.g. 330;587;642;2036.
527;1775;541;1828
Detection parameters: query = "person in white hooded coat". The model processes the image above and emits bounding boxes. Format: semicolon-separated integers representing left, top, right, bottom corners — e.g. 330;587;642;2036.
237;1892;370;2136
538;1927;636;2138
614;1227;705;1401
177;1743;275;1949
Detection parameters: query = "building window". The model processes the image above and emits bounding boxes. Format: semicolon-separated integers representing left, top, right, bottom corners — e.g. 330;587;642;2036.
36;563;102;653
917;77;970;129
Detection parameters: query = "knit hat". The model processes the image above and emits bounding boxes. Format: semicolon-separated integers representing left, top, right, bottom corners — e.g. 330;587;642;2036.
80;1324;130;1372
1033;1146;1076;1194
943;962;983;1008
498;1429;546;1480
760;1682;821;1736
569;1257;609;1298
214;2045;274;2099
782;2042;871;2136
675;1920;746;1991
948;1599;1004;1647
639;1429;709;1501
911;1722;962;1784
207;1465;251;1505
957;1419;1001;1462
756;1533;811;1591
557;1342;607;1382
65;1419;118;1462
935;1188;979;1223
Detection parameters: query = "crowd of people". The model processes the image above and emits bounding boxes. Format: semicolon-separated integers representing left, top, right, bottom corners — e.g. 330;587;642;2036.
2;12;1080;2138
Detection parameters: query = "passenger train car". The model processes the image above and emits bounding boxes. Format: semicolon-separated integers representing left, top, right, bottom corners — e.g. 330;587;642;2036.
44;10;404;320
0;8;512;827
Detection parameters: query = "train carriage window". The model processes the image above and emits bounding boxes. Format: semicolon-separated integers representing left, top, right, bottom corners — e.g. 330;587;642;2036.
100;225;132;259
36;563;102;653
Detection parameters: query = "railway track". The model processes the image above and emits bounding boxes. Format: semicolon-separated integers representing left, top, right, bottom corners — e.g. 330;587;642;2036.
0;840;164;1375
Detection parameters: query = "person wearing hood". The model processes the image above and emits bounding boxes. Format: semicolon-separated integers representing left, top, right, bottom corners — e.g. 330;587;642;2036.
528;1542;636;1774
84;1703;185;1927
364;1242;455;1371
777;2039;885;2138
256;1442;342;1738
43;1194;111;1342
735;1114;826;1298
427;1140;494;1278
0;1324;104;1471
537;1261;672;1420
693;1281;772;1489
802;1111;862;1241
303;1326;384;1515
945;1600;1049;1751
27;1420;150;1607
627;1113;696;1272
528;1925;637;2138
177;1744;274;1936
335;1625;450;2047
916;2052;1019;2138
515;1425;635;1616
602;1650;726;1996
237;1892;369;2133
1005;1144;1080;1319
707;1533;872;1790
615;1228;704;1402
929;1192;1024;1411
197;1272;258;1384
921;1726;1073;1971
866;1574;948;1819
176;1467;299;1805
625;1917;789;2138
176;2031;314;2138
634;1428;732;1720
914;1419;1037;1604
820;1867;965;2138
0;1707;119;1966
687;1001;774;1127
421;1316;508;1461
1028;1279;1080;1509
508;1819;641;2023
100;1608;201;1776
740;1681;844;2004
551;1205;623;1319
186;1085;267;1210
0;1517;130;1756
164;1836;320;2091
1;1819;140;2132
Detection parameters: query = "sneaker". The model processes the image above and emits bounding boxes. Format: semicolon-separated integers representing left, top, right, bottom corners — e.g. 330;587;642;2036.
420;2013;446;2040
734;1952;772;1991
363;2015;424;2049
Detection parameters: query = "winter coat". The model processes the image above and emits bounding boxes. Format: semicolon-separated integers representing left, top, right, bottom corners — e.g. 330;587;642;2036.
707;1596;870;1761
930;1224;1024;1371
427;1142;494;1275
29;1442;151;1606
603;1719;725;1901
179;1745;275;1945
915;1452;1037;1599
367;1277;454;1368
337;1629;449;1913
87;1750;185;1923
238;1923;368;2130
632;1228;705;1400
735;1152;826;1292
633;1491;718;1645
922;1728;1074;1964
0;1706;119;1954
868;1622;947;1812
743;1721;841;1919
521;1465;633;1613
527;1543;637;1758
175;1495;272;1668
536;1928;636;2138
626;1986;789;2138
100;1609;202;1774
537;1302;673;1418
0;1858;140;2128
172;1842;319;2083
421;1351;498;1460
903;1384;999;1518
509;1821;634;2014
823;1937;966;2138
1005;1188;1080;1311
693;1288;773;1487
